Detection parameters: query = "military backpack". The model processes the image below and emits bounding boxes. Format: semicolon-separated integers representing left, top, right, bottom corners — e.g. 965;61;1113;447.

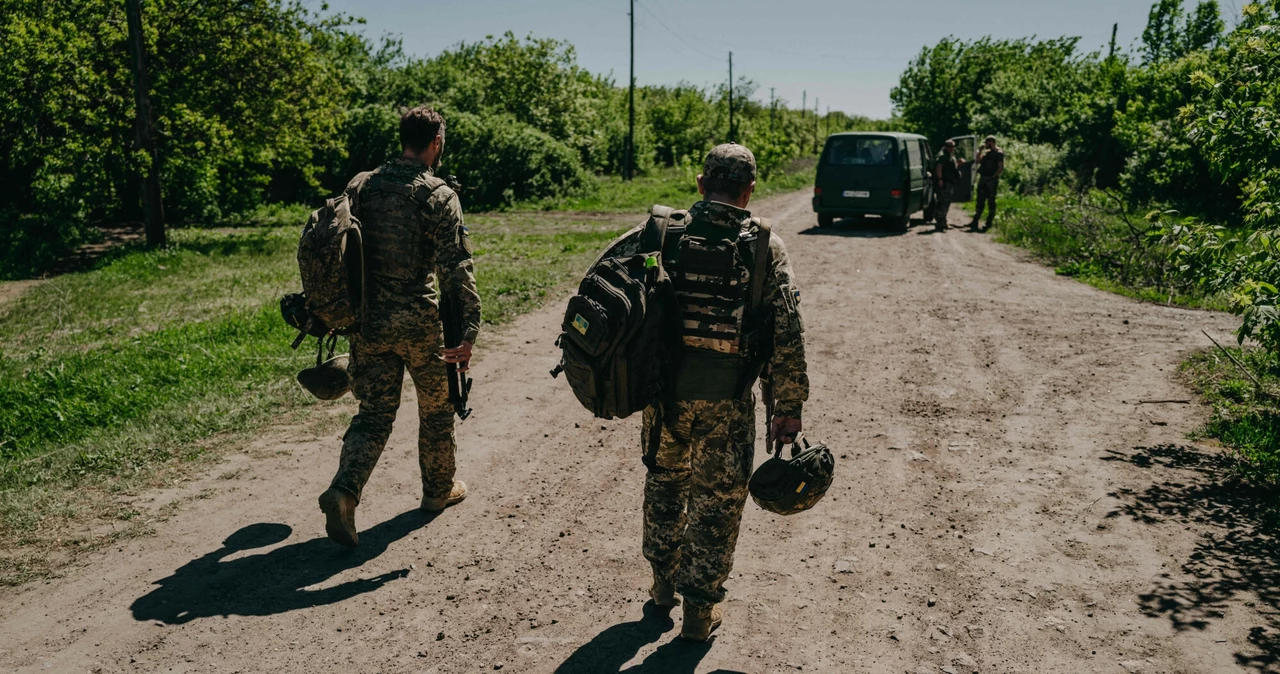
282;194;366;348
551;206;685;420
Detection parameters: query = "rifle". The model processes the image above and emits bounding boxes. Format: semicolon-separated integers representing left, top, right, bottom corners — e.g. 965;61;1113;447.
441;291;473;421
441;173;472;421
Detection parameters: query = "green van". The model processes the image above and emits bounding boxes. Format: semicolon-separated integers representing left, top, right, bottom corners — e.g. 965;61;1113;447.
812;132;937;231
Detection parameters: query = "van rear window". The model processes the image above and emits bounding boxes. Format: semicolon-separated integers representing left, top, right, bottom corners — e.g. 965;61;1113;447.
825;137;896;167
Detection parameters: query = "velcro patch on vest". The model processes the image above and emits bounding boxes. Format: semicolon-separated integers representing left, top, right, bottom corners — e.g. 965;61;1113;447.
683;335;740;354
572;314;590;335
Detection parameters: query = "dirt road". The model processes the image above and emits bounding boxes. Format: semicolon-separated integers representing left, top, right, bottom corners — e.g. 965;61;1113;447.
0;189;1265;673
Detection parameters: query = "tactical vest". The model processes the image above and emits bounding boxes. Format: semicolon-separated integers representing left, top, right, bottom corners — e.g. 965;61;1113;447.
357;173;444;287
664;216;771;401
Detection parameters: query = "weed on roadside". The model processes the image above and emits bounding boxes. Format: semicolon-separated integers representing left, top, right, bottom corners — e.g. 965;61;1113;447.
993;192;1227;311
1182;348;1280;487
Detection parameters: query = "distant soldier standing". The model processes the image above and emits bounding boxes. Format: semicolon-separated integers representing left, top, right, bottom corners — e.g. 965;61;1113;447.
933;139;966;232
642;143;809;641
971;134;1004;231
318;106;481;547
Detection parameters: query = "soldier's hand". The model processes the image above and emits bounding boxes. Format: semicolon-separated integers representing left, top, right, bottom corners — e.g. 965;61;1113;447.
444;340;473;373
769;416;802;447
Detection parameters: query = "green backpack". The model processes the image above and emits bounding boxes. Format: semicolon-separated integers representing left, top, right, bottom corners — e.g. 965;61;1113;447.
282;194;366;348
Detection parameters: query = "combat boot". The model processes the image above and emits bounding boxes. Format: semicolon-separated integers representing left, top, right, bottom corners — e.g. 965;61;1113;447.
649;578;680;608
318;487;358;547
679;603;723;642
421;480;468;512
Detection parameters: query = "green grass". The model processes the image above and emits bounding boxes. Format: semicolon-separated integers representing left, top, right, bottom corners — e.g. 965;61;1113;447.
518;159;817;213
0;211;632;584
991;192;1228;311
1182;348;1280;486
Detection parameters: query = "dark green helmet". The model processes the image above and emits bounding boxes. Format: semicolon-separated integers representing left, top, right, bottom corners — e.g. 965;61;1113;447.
297;354;351;400
749;437;835;516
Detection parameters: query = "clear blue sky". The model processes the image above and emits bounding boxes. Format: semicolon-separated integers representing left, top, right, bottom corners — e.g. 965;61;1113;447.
307;0;1229;119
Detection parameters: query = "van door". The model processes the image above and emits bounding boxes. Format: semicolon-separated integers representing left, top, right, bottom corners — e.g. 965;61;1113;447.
949;135;976;202
905;138;925;214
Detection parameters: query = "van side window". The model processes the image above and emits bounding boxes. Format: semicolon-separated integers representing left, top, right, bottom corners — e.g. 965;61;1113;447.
906;139;922;169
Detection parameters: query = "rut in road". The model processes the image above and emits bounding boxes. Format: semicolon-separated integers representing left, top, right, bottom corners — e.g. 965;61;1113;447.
0;189;1267;673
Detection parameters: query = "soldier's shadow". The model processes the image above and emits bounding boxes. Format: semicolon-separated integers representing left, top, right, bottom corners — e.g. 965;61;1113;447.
130;511;434;624
555;602;739;674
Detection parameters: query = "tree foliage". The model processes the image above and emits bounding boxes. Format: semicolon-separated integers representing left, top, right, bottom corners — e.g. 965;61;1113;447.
891;0;1279;354
0;5;881;275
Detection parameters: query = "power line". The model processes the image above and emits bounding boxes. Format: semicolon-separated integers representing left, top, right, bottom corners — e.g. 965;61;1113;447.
634;0;716;59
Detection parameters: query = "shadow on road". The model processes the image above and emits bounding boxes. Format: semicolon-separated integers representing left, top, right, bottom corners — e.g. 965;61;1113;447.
798;219;907;238
1103;444;1280;671
131;510;435;624
554;602;738;673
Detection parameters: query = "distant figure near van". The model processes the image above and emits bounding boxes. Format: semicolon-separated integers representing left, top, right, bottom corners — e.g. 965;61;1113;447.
972;135;1004;231
933;139;966;232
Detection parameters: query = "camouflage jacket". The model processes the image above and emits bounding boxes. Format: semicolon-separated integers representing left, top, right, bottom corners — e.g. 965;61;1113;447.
344;158;482;344
603;201;809;419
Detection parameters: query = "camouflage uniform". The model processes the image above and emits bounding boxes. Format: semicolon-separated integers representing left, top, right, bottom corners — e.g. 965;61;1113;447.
974;146;1004;227
328;158;481;503
934;150;961;229
640;154;809;610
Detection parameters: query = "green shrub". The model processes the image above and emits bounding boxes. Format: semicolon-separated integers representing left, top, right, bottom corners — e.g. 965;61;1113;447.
441;111;590;209
1001;140;1068;196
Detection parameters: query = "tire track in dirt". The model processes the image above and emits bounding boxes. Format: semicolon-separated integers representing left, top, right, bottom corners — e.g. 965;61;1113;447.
0;191;1261;673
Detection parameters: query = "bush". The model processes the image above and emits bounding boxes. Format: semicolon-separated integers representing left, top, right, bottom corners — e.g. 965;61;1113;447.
441;112;590;209
1000;140;1068;196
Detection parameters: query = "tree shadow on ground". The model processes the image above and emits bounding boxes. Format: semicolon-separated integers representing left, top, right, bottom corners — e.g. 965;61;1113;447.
1103;444;1280;671
131;510;434;624
554;602;741;673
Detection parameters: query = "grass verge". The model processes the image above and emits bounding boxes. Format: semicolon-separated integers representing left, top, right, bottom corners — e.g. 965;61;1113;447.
519;159;817;213
991;192;1228;311
0;211;632;585
1182;348;1280;487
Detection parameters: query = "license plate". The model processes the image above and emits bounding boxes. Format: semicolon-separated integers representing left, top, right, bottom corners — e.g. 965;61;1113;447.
843;190;871;198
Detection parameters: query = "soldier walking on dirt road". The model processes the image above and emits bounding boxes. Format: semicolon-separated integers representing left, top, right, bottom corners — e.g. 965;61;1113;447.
972;134;1004;231
318;106;482;547
933;138;966;232
640;143;809;641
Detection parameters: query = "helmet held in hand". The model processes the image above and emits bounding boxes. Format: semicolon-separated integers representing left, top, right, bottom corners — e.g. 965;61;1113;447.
748;436;835;516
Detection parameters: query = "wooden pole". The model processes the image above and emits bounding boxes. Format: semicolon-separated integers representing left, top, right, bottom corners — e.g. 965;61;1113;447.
125;0;165;247
625;0;634;180
727;52;734;141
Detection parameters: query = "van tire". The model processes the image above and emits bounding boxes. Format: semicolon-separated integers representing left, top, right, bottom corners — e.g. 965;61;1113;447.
888;215;909;233
817;213;834;228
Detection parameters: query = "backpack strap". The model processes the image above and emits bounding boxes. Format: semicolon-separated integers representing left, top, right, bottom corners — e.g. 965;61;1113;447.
748;217;773;314
641;205;675;254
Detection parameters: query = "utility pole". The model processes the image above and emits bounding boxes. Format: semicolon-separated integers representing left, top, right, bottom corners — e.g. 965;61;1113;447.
802;90;807;127
769;87;775;134
125;0;165;247
727;52;734;141
625;0;635;180
813;97;819;153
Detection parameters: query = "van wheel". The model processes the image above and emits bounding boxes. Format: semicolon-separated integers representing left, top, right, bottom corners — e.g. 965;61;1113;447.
817;213;834;228
889;215;909;233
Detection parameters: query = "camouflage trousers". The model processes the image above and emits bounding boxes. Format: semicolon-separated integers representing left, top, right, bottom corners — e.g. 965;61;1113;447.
975;177;999;225
329;326;456;503
934;185;954;228
641;398;756;608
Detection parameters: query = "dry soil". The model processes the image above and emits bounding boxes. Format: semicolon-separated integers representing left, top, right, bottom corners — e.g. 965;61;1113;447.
0;190;1266;674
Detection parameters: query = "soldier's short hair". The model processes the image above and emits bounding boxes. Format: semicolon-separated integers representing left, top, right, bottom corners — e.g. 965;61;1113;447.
703;176;752;200
400;106;445;152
